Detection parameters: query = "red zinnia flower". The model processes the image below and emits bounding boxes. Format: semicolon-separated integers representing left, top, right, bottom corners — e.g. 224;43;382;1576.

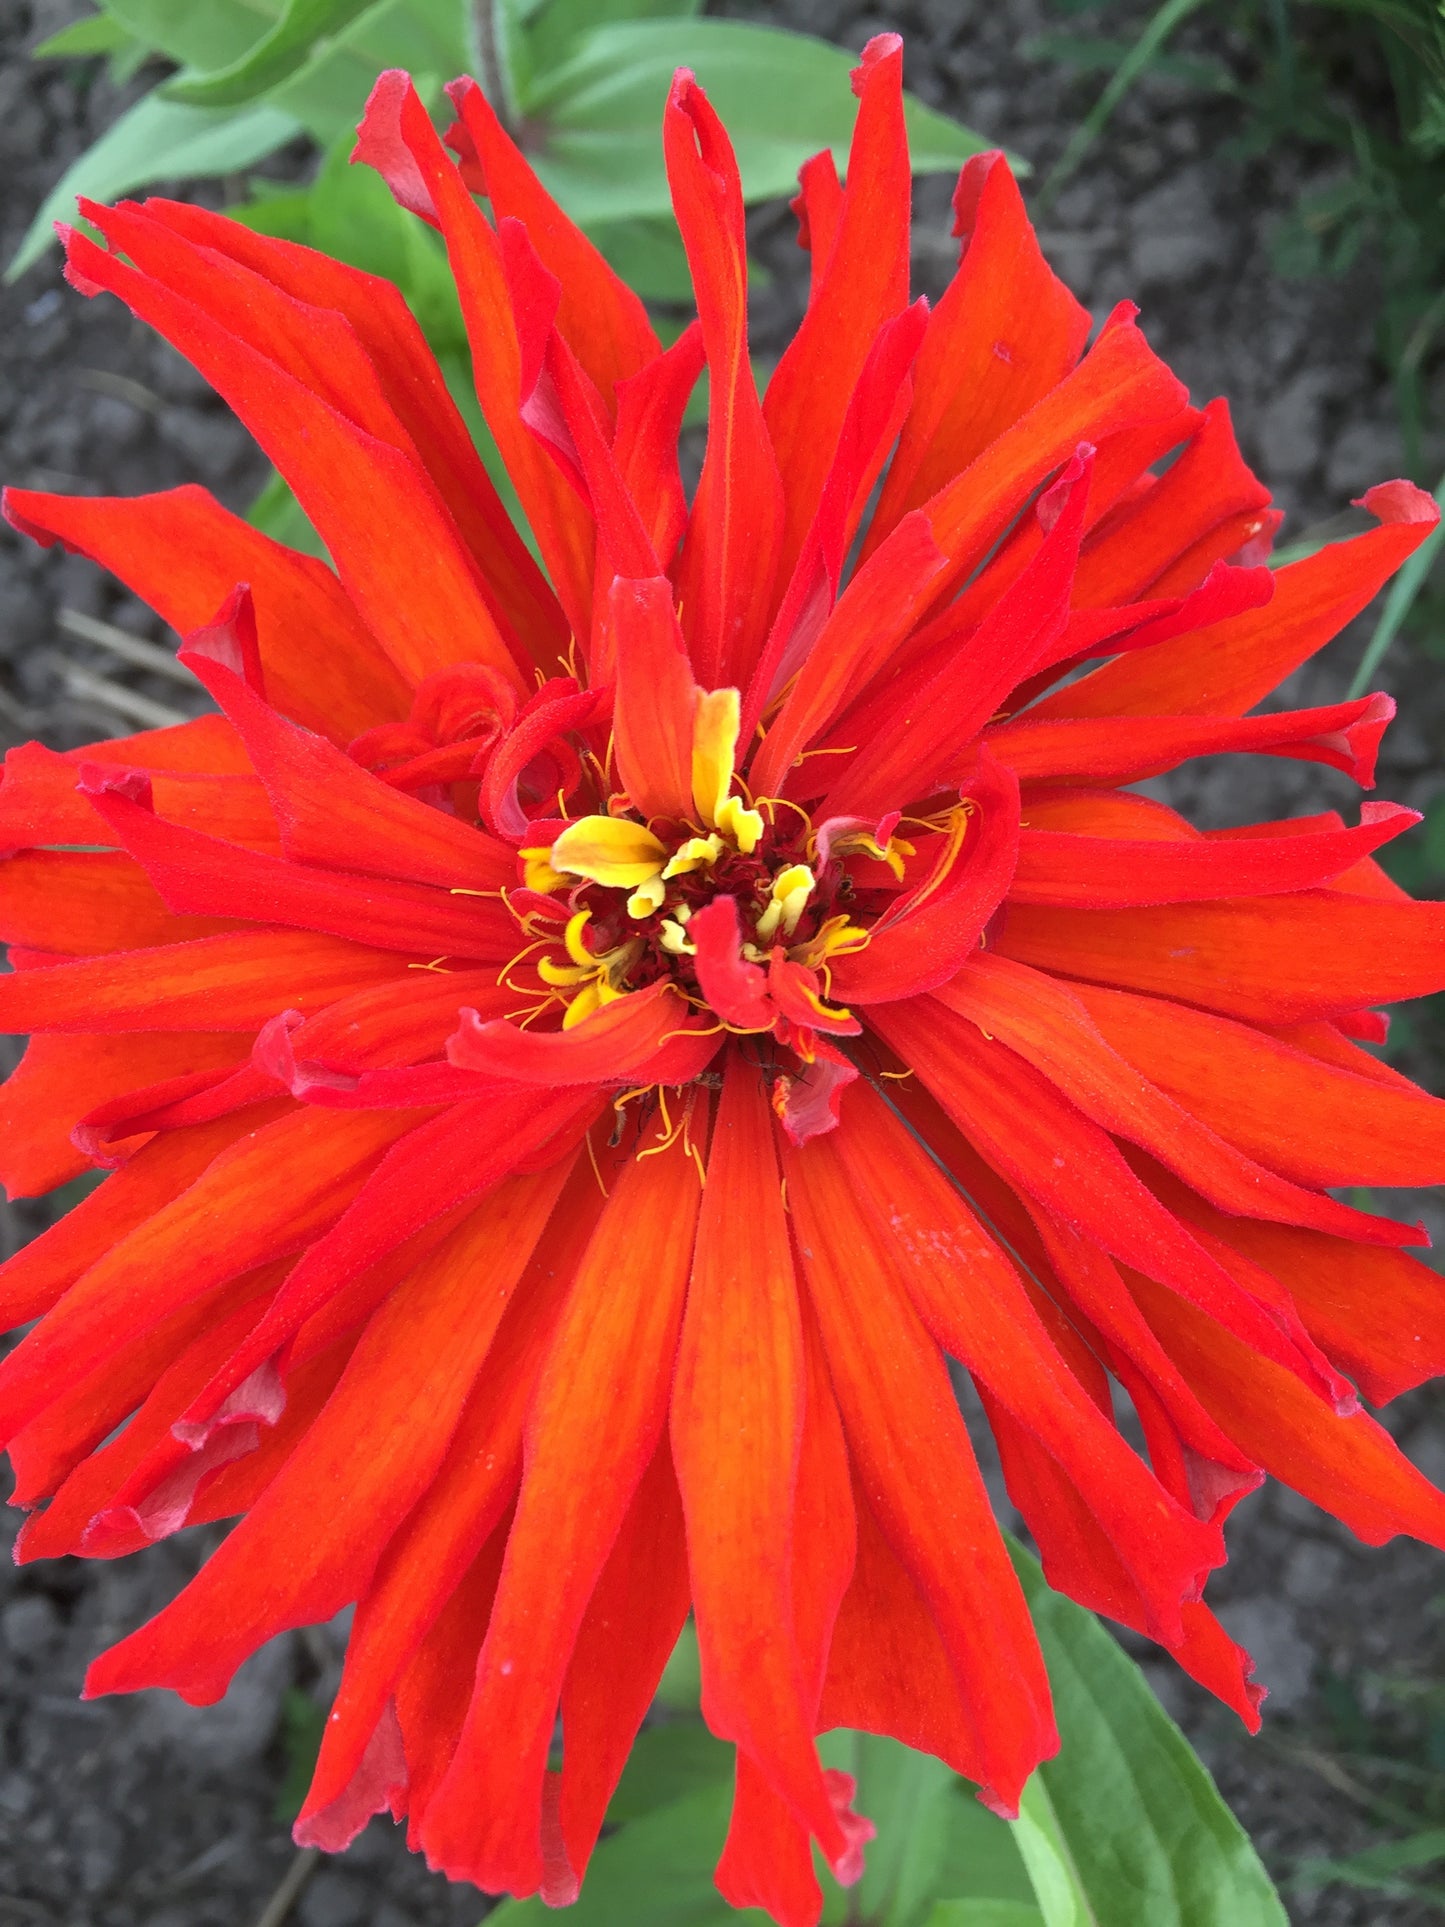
3;37;1444;1925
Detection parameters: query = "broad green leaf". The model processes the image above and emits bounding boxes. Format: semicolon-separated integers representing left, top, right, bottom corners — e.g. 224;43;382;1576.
165;0;384;106
1013;1543;1288;1927
923;1906;1047;1927
488;1780;769;1926
606;1720;732;1822
523;0;704;79
104;0;275;72
522;19;1000;225
267;0;466;140
7;89;299;279
34;12;141;56
590;213;694;303
108;0;464;141
654;1617;702;1711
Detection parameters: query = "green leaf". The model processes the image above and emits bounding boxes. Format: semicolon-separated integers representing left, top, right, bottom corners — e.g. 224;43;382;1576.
815;1732;1035;1926
523;0;704;79
7;89;300;280
488;1780;769;1926
104;0;277;72
522;19;1001;225
590;213;694;303
1011;1774;1098;1926
165;0;383;106
1013;1542;1288;1927
33;12;140;56
267;0;467;140
247;469;328;558
606;1720;733;1822
923;1906;1047;1927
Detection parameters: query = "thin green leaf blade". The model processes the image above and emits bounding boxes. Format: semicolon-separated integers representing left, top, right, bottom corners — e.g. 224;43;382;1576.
7;89;300;280
1012;1542;1288;1927
164;0;382;105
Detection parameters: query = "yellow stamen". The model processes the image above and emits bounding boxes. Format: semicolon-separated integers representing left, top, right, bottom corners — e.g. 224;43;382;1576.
520;848;569;894
627;874;668;919
691;687;741;829
715;793;764;854
662;833;725;879
755;863;815;943
550;815;668;889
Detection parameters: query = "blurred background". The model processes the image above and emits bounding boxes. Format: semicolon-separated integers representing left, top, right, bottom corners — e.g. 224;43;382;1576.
1;0;1444;1919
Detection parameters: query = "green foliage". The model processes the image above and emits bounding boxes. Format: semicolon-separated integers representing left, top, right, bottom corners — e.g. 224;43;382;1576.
489;1542;1283;1927
10;0;995;283
1279;1652;1445;1905
11;92;303;278
273;1687;329;1822
1028;0;1445;468
518;18;997;225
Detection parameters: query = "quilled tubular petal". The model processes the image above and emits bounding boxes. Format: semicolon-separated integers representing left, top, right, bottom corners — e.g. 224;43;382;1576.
2;41;1443;1927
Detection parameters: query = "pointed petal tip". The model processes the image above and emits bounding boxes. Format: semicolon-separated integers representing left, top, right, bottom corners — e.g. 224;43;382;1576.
1354;478;1441;526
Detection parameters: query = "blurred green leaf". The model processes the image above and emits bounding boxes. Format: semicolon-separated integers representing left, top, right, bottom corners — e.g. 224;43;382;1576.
33;11;141;56
816;1732;1035;1926
923;1907;1047;1927
606;1720;733;1822
247;468;328;557
105;0;276;71
521;19;1000;225
522;0;704;79
273;1687;328;1822
489;1779;767;1926
7;89;300;280
654;1617;702;1711
590;212;694;303
1010;1773;1097;1925
1013;1543;1288;1927
165;0;383;105
265;0;464;141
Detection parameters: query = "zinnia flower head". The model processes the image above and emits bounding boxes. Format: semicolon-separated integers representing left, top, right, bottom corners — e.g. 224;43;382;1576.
3;36;1445;1925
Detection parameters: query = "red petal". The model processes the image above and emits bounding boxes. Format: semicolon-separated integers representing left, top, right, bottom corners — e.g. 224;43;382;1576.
867;153;1089;548
665;73;785;688
2;485;408;743
62;219;528;694
989;693;1395;788
785;1123;1057;1815
419;1124;703;1894
763;35;911;582
354;72;596;642
671;1054;852;1868
1036;480;1440;720
995;889;1445;1023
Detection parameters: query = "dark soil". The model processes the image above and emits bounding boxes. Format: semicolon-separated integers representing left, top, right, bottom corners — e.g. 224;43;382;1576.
1;0;1443;1922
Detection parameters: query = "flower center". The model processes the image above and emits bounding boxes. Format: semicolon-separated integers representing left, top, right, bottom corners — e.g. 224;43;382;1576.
496;687;911;1042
